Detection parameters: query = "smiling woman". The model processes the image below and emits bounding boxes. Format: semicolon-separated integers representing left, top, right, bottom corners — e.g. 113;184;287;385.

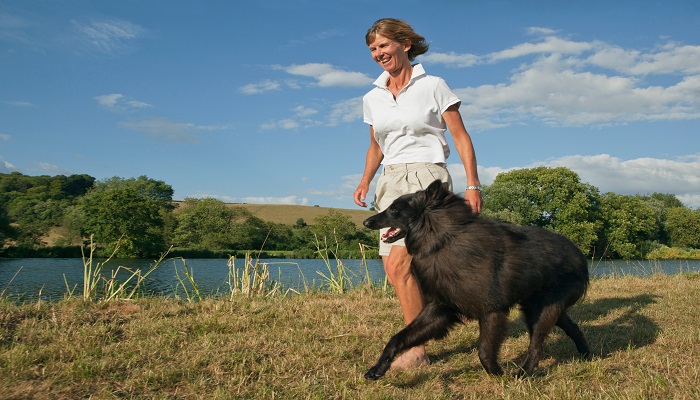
354;17;483;371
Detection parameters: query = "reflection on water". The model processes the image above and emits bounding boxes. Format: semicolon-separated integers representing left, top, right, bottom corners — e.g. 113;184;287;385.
1;257;698;302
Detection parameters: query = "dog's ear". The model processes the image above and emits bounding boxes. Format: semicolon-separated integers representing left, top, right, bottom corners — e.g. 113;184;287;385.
425;179;446;200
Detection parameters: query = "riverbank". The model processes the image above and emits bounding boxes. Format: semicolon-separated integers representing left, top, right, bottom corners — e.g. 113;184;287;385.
1;273;698;399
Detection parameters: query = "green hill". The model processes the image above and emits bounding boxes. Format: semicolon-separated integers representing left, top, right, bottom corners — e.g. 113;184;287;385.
174;202;376;228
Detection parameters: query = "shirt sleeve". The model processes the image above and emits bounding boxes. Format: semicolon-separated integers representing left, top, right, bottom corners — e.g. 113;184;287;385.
362;94;373;126
434;78;461;114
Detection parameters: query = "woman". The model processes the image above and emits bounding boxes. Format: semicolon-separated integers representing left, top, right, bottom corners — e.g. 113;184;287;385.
354;18;482;370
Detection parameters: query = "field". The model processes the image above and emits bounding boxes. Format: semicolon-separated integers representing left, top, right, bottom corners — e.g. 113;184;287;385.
234;203;375;227
1;273;699;399
175;202;376;228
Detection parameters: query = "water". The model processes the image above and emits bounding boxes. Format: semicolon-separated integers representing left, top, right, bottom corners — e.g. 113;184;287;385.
0;257;388;302
1;257;698;302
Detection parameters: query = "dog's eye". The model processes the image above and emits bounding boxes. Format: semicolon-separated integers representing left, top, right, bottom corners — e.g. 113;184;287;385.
387;208;401;218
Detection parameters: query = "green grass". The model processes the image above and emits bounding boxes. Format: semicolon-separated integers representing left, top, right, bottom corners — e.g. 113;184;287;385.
1;273;698;399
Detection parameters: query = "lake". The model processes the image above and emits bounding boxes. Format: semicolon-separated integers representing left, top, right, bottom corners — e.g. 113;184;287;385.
1;257;699;302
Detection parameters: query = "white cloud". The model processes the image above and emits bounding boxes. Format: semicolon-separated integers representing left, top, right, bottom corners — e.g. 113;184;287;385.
527;27;558;36
449;154;700;209
71;19;145;55
454;54;700;129
327;96;363;126
546;154;700;200
278;63;373;87
419;31;700;129
95;93;151;112
3;100;33;107
293;105;318;117
38;162;71;175
122;117;229;142
0;157;16;173
588;42;700;75
419;52;479;68
239;196;309;205
261;118;299;131
192;193;309;206
95;93;124;108
240;79;281;95
0;133;10;141
487;36;594;62
260;105;324;130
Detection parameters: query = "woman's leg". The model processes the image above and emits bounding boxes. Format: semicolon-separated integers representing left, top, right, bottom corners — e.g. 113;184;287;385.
382;245;430;369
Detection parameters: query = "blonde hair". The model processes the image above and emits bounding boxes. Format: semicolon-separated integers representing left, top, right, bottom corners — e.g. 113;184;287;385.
365;18;429;61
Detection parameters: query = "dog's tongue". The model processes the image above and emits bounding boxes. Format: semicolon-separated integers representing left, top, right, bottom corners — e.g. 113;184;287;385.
381;227;400;241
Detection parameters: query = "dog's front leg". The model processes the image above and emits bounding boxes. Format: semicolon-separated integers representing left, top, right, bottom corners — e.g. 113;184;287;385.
365;302;461;380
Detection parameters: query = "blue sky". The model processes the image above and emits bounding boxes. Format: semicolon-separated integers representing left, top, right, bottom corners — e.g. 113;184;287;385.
1;0;699;209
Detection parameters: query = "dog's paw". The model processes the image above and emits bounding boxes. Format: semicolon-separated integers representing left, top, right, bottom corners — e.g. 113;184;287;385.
364;365;385;380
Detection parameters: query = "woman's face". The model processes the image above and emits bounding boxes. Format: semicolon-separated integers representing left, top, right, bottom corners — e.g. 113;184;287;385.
368;34;411;74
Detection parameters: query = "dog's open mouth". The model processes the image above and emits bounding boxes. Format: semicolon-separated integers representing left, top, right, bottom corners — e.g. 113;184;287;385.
381;227;404;243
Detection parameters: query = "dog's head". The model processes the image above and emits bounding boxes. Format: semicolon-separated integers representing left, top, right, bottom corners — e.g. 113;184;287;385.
363;180;453;243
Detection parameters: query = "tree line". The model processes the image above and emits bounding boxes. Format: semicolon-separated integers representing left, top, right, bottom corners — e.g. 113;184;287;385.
1;168;699;259
0;173;373;258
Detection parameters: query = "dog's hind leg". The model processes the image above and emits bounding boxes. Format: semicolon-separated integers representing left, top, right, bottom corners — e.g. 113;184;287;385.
556;312;591;356
519;303;562;376
364;302;461;380
477;311;509;375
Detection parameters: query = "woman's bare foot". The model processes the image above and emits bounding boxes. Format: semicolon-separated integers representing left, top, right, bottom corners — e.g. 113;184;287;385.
390;346;430;370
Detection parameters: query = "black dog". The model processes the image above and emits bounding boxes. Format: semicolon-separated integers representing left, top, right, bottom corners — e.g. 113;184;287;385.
362;180;590;379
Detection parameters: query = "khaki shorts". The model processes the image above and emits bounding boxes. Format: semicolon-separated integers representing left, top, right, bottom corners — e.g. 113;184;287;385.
374;163;452;256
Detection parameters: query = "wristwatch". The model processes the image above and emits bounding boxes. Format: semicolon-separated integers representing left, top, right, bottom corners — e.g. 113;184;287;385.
466;185;482;191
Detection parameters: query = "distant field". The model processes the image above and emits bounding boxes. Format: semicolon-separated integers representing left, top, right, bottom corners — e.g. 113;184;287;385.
235;203;375;227
174;202;376;228
41;204;376;246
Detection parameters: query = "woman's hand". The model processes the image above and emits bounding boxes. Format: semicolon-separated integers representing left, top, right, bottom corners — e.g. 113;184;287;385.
465;189;482;214
354;183;370;208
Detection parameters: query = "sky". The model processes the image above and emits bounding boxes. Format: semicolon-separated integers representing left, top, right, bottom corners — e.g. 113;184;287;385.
1;0;699;210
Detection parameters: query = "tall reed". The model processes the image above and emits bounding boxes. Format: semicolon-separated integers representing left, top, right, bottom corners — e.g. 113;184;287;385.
80;236;169;301
227;253;284;298
314;235;356;294
174;257;203;302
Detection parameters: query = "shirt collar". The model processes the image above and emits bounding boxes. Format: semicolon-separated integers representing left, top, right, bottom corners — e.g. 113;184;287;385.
373;63;426;88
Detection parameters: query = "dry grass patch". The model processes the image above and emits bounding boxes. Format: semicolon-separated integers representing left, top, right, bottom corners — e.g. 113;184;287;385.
172;201;375;228
0;274;698;399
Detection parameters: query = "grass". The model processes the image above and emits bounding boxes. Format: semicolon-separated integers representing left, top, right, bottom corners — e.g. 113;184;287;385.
0;272;698;399
172;201;376;228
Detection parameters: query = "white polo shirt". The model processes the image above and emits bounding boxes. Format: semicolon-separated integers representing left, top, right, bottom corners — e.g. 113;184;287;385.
363;63;461;165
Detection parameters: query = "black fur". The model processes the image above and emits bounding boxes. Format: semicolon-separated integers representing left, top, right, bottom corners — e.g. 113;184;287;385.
362;180;590;380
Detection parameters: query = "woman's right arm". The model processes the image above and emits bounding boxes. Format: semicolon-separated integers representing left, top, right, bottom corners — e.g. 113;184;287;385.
354;126;383;208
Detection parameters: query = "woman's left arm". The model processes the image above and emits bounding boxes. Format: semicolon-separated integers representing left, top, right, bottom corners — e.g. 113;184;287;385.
443;104;482;214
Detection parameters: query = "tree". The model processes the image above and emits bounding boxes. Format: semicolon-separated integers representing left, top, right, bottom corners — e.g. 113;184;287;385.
639;193;685;246
79;177;172;257
172;198;237;249
311;210;357;249
97;176;174;210
666;207;700;248
229;208;270;251
0;172;96;246
483;167;601;254
0;204;13;244
598;193;658;259
294;218;307;229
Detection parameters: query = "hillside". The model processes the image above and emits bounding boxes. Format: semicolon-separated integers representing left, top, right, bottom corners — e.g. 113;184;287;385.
174;202;376;228
236;203;375;227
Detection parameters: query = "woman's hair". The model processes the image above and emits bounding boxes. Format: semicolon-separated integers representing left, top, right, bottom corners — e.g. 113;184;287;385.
365;18;429;61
